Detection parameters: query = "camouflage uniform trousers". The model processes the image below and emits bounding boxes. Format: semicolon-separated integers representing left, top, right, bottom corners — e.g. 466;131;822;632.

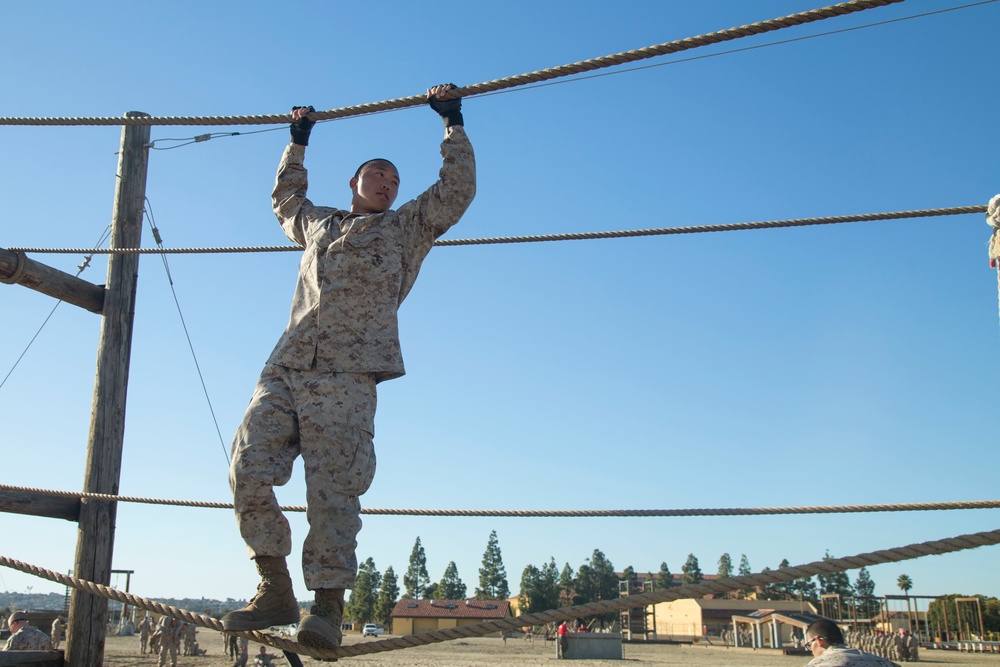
230;363;377;590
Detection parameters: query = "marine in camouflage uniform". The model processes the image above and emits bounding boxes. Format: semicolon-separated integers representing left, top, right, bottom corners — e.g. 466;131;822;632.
224;84;475;653
157;617;183;667
49;616;66;650
139;616;152;654
233;636;249;667
3;613;53;651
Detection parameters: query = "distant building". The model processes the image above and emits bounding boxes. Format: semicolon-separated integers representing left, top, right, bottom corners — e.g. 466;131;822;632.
651;598;818;640
389;598;512;635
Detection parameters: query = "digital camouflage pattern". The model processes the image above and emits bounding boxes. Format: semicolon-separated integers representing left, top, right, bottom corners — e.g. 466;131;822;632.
231;124;475;591
807;647;901;667
267;125;476;382
3;625;52;651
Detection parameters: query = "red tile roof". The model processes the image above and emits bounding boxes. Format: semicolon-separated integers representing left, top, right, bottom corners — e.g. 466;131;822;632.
390;598;512;620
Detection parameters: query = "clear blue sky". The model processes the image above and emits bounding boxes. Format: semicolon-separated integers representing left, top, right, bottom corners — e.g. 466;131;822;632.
2;0;999;611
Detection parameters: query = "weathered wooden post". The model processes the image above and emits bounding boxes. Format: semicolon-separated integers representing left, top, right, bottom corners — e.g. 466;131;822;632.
65;112;150;667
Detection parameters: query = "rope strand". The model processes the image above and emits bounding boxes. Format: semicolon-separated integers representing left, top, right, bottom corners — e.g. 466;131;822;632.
3;526;997;659
5;204;985;256
0;0;902;127
3;483;998;517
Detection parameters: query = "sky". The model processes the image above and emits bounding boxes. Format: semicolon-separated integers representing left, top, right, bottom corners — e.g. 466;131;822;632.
1;0;999;615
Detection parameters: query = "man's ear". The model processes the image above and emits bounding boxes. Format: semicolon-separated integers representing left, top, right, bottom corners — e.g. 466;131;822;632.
349;176;359;192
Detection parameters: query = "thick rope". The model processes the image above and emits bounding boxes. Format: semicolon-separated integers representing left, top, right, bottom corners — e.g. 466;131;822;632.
5;204;986;256
3;483;999;517
3;527;998;659
0;0;902;128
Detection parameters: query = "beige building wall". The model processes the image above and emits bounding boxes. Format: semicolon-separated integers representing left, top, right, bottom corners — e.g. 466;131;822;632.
652;599;817;638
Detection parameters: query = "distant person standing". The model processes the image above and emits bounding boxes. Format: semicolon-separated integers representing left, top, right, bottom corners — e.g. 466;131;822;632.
139;615;151;654
2;612;52;651
50;616;66;650
157;617;182;667
233;636;249;667
558;620;569;658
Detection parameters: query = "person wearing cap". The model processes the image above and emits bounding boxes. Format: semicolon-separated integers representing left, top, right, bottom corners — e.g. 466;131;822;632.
224;82;475;653
2;612;53;651
805;618;899;666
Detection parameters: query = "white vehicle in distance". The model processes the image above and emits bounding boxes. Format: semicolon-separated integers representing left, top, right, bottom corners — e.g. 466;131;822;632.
362;624;384;637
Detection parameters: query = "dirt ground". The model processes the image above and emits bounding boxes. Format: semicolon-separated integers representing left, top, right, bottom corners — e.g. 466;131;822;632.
101;632;1000;667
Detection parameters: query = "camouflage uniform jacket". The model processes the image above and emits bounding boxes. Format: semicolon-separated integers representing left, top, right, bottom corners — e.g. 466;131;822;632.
3;625;53;650
807;646;900;667
269;125;476;382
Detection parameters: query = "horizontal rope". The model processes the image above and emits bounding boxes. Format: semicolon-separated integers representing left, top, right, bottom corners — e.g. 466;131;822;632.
0;0;901;127
3;526;998;659
3;483;998;517
5;204;986;256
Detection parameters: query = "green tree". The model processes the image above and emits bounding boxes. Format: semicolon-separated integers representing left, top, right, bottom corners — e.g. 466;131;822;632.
737;554;753;599
681;554;703;585
345;557;380;624
774;558;796;600
476;530;510;599
558;563;576;605
716;553;734;599
897;574;913;594
717;553;733;579
621;565;637;594
518;564;542;615
403;537;430;599
817;551;853;597
657;562;674;590
437;561;467;599
374;566;399;626
854;567;878;619
575;549;619;628
539;558;561;612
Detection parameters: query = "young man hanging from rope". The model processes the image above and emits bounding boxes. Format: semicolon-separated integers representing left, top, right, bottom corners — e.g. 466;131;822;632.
223;84;475;651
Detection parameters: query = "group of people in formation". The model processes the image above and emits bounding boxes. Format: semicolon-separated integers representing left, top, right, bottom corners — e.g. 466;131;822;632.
137;615;206;666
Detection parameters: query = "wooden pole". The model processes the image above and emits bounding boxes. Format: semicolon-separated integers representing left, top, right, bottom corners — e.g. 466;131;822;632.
0;248;105;313
65;113;150;667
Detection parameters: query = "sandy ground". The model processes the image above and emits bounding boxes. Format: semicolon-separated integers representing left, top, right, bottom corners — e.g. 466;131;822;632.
101;632;1000;667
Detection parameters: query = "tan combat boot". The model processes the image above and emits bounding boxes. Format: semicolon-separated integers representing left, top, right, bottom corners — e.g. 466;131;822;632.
222;556;300;631
297;588;345;652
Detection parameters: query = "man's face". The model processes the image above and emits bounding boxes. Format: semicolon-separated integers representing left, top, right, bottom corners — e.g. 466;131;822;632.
350;161;399;214
806;635;825;657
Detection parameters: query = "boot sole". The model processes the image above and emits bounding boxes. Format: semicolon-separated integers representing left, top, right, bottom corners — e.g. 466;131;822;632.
222;609;301;632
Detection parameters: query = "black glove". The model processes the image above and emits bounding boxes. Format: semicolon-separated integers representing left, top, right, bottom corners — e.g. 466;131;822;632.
289;106;315;146
428;84;463;128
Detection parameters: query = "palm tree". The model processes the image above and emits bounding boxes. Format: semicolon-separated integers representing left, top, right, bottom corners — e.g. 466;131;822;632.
897;574;914;637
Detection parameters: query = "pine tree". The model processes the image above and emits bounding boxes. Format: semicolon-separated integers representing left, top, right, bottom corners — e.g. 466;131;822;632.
540;558;561;612
437;561;467;599
737;554;753;600
657;562;674;590
681;554;703;585
817;550;853;597
374;566;399;626
558;563;576;605
475;530;510;599
717;553;733;579
854;566;877;619
716;553;733;598
403;537;430;599
345;557;380;624
518;564;542;615
575;549;619;628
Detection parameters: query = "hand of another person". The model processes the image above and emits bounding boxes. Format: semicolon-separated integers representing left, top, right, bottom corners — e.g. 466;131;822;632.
427;84;463;128
290;105;316;146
